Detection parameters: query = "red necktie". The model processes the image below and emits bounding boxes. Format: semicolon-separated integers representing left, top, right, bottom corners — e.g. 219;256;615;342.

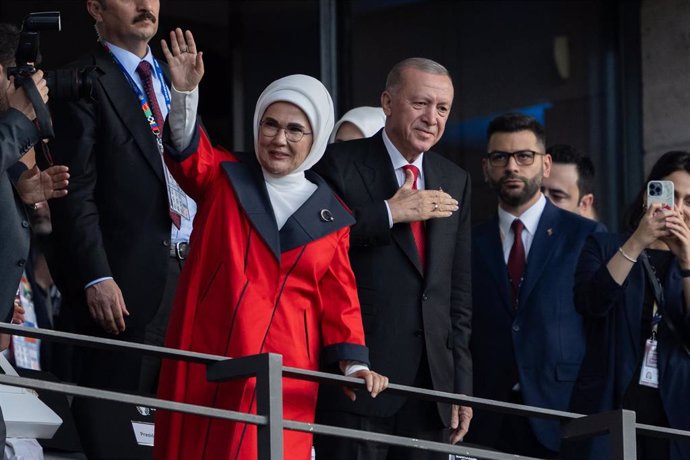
135;61;165;132
402;164;425;270
136;61;182;229
507;219;525;306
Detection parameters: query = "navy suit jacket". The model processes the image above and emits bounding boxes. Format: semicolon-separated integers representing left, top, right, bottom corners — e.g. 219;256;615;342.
570;232;690;460
469;200;605;451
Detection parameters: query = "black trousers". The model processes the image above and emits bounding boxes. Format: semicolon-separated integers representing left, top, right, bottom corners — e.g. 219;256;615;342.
70;257;182;395
314;354;447;460
623;380;670;460
494;390;558;459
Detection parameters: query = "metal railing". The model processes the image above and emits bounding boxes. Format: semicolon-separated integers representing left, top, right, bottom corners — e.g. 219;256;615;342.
1;323;689;460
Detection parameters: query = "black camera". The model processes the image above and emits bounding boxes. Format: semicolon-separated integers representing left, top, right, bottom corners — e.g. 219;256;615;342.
8;11;94;100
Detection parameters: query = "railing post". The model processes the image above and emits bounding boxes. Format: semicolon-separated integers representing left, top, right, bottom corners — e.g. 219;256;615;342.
610;409;637;460
255;353;283;460
562;409;637;460
206;353;284;460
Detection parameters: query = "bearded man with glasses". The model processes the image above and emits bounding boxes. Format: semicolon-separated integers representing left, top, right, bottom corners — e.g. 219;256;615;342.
465;112;605;457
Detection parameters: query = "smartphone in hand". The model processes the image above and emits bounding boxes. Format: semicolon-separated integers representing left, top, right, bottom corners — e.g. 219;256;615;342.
647;180;674;211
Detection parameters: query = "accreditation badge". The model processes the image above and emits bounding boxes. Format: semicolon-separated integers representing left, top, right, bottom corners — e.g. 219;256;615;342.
639;338;659;388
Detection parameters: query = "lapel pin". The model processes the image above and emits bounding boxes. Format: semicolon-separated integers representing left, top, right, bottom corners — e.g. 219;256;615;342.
320;209;334;222
547;228;553;236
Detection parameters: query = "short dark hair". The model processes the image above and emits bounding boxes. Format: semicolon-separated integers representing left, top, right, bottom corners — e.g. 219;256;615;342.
385;57;451;92
0;23;19;69
622;150;690;231
546;144;596;197
487;112;545;150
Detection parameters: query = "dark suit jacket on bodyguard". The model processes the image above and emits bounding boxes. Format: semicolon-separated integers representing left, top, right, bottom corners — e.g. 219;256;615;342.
314;131;472;426
47;46;174;385
470;201;605;451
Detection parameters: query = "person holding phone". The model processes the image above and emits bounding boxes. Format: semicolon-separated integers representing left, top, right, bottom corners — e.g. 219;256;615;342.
569;151;690;460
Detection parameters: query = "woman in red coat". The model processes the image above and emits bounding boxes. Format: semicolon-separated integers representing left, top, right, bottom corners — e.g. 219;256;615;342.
153;29;388;459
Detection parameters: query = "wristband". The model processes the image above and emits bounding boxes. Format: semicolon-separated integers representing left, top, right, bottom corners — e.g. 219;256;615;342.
680;269;690;278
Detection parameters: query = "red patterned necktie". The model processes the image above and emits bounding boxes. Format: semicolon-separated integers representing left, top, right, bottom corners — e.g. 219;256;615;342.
136;60;181;229
135;61;164;132
402;164;425;270
507;219;525;306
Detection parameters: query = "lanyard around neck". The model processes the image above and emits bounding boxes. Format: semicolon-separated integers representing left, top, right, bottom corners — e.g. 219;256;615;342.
101;41;171;138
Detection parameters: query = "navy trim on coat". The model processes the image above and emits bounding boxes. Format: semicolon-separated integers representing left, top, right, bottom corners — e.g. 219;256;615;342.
322;343;370;366
221;160;354;261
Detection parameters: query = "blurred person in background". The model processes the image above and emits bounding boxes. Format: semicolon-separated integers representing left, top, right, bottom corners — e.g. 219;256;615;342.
542;144;598;221
329;106;386;143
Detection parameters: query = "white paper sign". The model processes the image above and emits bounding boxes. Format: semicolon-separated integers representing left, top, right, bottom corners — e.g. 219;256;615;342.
131;421;155;446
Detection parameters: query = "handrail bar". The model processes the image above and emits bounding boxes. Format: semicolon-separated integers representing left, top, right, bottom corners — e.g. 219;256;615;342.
0;373;265;425
0;323;585;421
0;372;547;460
635;423;690;441
2;323;689;458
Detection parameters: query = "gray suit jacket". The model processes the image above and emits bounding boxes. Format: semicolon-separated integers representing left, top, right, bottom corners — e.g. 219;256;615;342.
0;108;40;321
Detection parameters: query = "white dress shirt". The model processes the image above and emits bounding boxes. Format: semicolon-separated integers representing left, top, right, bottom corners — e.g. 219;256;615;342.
382;130;425;227
497;193;547;263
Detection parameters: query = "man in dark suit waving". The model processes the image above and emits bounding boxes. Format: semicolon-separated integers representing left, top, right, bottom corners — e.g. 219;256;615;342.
314;57;473;460
467;113;605;457
47;0;195;395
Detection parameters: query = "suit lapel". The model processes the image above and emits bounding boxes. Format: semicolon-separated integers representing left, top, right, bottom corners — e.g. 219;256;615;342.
356;134;399;201
280;172;355;253
519;201;559;305
221;162;281;261
476;219;514;314
94;47;165;184
423;153;447;279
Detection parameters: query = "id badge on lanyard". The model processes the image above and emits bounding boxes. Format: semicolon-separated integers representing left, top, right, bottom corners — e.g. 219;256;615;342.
639;301;661;388
639;338;659;388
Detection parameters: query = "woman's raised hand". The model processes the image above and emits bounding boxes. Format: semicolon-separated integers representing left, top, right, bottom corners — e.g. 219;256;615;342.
161;28;204;92
630;202;672;251
661;205;690;268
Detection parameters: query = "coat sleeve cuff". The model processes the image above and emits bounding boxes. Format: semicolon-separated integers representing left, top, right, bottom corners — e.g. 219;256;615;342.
163;119;201;162
322;343;370;366
7;161;28;184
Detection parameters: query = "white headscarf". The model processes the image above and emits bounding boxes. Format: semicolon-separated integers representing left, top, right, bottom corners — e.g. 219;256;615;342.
329;106;386;143
252;74;334;229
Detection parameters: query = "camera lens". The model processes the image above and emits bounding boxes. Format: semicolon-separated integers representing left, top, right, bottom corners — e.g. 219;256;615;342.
44;68;93;100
